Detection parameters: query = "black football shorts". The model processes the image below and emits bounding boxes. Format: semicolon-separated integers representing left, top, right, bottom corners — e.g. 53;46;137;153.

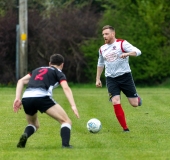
22;96;56;116
106;72;138;100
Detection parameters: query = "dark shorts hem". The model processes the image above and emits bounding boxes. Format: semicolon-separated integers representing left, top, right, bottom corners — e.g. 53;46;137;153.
22;96;56;116
106;73;138;100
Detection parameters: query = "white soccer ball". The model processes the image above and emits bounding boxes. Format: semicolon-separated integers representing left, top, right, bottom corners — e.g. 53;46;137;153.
87;118;102;133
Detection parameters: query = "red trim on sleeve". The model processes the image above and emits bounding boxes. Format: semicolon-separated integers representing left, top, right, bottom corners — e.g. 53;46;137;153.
29;73;32;76
121;40;125;52
116;39;125;52
60;79;66;84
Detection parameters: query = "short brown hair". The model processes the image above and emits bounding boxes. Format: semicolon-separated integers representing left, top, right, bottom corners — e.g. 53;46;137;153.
102;25;115;31
50;54;64;65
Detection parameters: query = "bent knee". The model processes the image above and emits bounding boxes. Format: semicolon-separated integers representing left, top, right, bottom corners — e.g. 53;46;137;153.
130;101;138;107
66;119;72;125
60;118;72;125
111;97;121;105
131;104;138;107
128;97;139;107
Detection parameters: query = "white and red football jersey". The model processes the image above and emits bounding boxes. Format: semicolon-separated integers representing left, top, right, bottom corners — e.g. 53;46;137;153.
97;39;141;78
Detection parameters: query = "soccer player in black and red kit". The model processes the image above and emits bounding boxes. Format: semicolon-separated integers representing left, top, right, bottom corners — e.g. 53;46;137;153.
96;25;142;132
13;54;79;148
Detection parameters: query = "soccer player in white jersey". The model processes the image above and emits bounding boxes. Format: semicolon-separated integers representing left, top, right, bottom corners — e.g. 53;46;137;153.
96;25;142;132
13;54;79;148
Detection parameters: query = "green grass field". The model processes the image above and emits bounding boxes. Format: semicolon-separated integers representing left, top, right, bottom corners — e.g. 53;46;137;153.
1;86;170;160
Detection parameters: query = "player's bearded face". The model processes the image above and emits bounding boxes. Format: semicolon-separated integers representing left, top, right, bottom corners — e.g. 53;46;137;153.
102;29;114;44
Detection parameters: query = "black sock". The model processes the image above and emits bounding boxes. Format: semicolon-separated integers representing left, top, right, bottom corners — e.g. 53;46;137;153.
60;126;71;146
24;125;36;138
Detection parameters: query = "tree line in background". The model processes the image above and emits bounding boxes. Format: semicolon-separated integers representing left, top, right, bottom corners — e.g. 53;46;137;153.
0;0;170;85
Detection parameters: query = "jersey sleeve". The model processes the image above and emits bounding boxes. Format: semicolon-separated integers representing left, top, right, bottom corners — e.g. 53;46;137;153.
55;69;67;83
97;48;105;67
122;40;141;56
28;72;32;76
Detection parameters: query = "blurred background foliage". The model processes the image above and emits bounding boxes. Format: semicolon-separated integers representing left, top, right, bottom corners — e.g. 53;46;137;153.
0;0;170;85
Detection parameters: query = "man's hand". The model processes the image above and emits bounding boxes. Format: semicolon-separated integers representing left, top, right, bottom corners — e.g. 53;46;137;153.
96;79;102;87
71;106;80;118
120;53;129;59
13;99;22;113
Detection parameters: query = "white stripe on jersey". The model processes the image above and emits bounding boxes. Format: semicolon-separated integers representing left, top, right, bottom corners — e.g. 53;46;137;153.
22;83;59;98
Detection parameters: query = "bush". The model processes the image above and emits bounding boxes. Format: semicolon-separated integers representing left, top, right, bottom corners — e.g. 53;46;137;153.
0;10;16;84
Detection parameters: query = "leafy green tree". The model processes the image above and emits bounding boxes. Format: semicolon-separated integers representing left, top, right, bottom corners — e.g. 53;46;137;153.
27;4;100;83
0;0;101;84
0;0;16;16
1;0;170;85
0;11;16;84
82;0;170;85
